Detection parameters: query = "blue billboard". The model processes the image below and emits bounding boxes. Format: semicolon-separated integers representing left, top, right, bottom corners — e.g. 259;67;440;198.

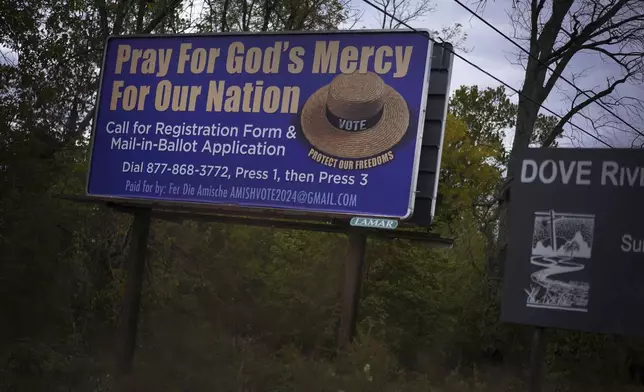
87;30;432;219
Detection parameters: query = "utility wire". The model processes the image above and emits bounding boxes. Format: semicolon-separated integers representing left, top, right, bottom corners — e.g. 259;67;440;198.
451;0;644;140
361;0;614;148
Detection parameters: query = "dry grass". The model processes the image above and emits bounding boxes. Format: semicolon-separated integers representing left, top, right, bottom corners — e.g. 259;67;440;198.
91;311;643;392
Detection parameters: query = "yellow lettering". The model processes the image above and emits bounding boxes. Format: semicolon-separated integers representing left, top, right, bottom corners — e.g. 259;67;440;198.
225;86;242;112
358;46;375;73
157;49;172;77
177;43;192;74
281;87;299;113
227;42;245;74
109;82;149;110
262;42;283;73
394;46;413;78
114;45;131;74
206;81;225;112
374;46;393;75
288;47;305;73
242;83;253;111
122;86;138;111
190;48;208;74
312;41;338;74
155;80;172;111
110;81;124;110
187;86;202;111
129;49;142;74
263;86;280;113
171;85;190;111
339;46;358;74
136;86;151;110
141;49;156;74
206;48;221;73
245;47;262;74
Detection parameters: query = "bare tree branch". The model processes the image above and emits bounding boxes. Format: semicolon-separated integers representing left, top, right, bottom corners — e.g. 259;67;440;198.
136;0;147;32
95;0;110;39
542;71;633;146
142;0;183;34
502;0;644;151
112;0;135;36
373;0;434;30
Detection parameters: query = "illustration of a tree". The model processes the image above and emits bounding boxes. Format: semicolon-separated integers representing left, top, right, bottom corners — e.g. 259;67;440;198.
563;239;580;258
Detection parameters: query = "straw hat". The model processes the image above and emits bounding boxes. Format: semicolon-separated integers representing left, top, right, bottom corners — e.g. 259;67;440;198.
300;71;410;159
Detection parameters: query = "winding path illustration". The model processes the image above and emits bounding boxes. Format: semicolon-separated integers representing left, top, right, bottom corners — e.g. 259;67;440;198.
530;256;587;297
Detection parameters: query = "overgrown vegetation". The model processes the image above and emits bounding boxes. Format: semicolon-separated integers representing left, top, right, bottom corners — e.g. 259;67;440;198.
1;0;644;391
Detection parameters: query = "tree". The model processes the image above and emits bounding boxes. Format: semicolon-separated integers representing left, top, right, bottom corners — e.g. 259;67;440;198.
196;0;358;32
366;0;469;48
446;86;513;275
373;0;434;29
501;0;644;152
477;0;644;277
437;112;504;230
562;238;580;257
449;85;564;168
448;85;514;167
447;85;559;272
360;114;506;369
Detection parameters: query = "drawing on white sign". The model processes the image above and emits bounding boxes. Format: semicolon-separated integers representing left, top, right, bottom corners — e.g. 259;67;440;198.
525;210;595;313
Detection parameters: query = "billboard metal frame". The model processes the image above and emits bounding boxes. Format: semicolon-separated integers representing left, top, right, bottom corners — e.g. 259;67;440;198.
428;46;453;220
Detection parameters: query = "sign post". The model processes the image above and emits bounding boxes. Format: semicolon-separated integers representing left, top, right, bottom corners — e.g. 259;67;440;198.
501;147;644;390
528;326;546;392
117;208;150;374
338;230;368;349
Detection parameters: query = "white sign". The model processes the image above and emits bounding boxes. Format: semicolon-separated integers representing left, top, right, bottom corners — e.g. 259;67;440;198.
350;217;398;230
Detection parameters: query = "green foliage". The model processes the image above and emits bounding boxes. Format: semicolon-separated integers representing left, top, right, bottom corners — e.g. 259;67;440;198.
360;238;445;364
448;85;562;160
448;85;513;166
436;113;504;228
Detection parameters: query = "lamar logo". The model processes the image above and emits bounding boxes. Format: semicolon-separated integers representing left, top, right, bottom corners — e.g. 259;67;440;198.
350;217;398;230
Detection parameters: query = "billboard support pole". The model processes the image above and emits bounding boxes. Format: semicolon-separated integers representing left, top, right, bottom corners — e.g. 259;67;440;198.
117;208;151;374
528;326;547;392
337;230;367;350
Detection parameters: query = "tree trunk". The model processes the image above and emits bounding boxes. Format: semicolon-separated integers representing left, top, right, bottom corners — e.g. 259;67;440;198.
489;91;540;278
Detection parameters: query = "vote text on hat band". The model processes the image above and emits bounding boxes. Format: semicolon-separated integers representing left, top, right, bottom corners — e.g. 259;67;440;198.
324;106;384;132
